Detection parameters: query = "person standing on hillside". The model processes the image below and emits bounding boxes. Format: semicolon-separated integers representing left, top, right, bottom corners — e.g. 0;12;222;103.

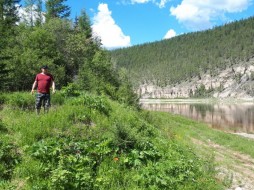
31;65;55;114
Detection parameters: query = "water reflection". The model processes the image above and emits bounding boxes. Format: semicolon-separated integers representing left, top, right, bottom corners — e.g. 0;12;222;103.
142;102;254;134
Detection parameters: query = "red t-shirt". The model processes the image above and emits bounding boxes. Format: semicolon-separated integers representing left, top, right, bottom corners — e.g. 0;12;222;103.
35;73;54;94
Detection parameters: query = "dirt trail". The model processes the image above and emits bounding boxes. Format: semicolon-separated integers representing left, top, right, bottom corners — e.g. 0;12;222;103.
192;138;254;190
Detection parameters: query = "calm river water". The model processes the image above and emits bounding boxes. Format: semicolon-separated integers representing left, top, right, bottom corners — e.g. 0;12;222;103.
141;100;254;134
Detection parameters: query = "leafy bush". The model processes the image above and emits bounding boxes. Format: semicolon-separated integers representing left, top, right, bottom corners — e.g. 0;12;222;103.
0;94;7;105
69;94;111;116
0;140;21;180
28;136;115;189
0;119;8;133
193;84;213;98
116;83;140;108
61;83;81;97
83;94;111;116
6;92;34;109
51;92;65;105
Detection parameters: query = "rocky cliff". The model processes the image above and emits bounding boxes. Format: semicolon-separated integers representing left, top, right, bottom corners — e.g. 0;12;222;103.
137;59;254;99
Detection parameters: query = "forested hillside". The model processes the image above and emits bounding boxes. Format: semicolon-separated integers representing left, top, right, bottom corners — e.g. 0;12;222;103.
111;16;254;88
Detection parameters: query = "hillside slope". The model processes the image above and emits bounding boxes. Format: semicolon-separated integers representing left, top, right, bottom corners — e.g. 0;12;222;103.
0;92;224;189
111;16;254;99
138;61;254;99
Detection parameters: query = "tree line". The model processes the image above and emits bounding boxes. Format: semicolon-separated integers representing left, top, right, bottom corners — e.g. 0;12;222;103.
111;16;254;87
0;0;138;106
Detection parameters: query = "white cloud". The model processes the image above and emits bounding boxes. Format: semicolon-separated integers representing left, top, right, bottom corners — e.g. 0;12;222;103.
164;29;177;39
131;0;150;3
121;0;171;8
170;0;251;30
92;3;131;49
157;0;170;8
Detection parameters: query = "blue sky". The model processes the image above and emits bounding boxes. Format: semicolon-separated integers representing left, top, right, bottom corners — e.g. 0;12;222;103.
21;0;254;49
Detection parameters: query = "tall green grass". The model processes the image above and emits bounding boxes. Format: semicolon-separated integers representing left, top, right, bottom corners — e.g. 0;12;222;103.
0;92;224;189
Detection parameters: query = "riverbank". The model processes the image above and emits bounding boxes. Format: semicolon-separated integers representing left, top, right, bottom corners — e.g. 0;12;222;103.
140;97;254;104
141;98;254;140
233;132;254;139
150;111;254;190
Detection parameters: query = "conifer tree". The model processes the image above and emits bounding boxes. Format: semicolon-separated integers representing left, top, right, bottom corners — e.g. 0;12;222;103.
77;9;92;38
0;60;10;91
45;0;70;21
0;0;20;34
0;0;20;91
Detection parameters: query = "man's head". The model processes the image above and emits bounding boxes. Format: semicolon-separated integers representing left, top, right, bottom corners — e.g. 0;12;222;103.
41;65;49;70
40;65;49;73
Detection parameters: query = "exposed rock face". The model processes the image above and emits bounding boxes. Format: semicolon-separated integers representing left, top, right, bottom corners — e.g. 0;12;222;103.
137;61;254;99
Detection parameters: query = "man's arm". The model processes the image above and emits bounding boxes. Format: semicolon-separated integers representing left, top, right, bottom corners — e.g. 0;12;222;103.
31;81;37;94
51;81;56;94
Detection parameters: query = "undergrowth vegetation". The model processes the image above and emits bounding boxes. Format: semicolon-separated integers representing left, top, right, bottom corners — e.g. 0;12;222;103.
0;90;224;190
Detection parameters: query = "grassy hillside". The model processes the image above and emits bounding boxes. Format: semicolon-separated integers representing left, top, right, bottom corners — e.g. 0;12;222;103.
0;92;224;189
111;16;254;87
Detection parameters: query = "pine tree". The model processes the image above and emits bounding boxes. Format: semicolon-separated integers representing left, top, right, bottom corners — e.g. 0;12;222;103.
0;60;10;91
77;9;92;38
0;0;20;91
45;0;70;21
0;0;21;33
0;0;20;34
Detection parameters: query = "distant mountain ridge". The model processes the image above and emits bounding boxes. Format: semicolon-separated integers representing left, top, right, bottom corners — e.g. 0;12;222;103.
111;16;254;99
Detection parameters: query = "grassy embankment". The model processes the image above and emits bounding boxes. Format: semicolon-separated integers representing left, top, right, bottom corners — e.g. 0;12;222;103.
151;110;254;160
0;92;228;189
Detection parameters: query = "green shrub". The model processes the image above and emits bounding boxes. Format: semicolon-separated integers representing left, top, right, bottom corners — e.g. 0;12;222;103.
83;94;111;116
68;94;112;116
0;94;7;105
116;83;140;108
193;84;213;98
28;136;116;189
0;119;8;133
61;83;81;97
51;92;65;105
0;140;21;180
7;92;34;109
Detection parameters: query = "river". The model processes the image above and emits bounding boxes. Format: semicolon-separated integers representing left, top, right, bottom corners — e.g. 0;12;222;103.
141;99;254;135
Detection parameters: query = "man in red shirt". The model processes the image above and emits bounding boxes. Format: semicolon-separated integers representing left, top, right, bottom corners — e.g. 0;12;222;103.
31;65;55;114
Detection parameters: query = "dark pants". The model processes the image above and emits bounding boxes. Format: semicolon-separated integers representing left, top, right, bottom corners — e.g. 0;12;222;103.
35;93;51;110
